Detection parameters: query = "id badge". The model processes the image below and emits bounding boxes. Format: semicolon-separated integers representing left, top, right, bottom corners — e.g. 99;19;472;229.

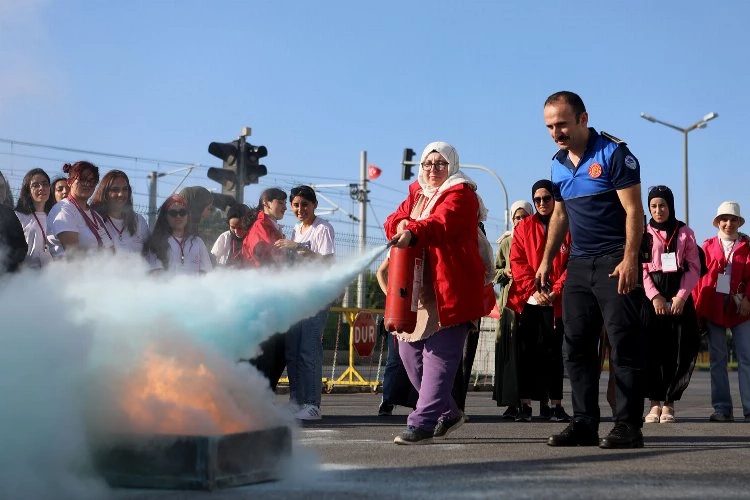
716;273;731;294
660;252;678;273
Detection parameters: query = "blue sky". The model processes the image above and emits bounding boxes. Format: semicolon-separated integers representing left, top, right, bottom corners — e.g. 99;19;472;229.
1;0;747;246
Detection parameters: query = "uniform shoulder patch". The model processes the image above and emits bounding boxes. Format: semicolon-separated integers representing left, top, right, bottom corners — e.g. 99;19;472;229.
601;131;627;145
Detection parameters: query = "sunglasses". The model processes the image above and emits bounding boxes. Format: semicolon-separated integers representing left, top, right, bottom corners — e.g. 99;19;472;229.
648;185;669;194
533;195;552;205
167;209;188;217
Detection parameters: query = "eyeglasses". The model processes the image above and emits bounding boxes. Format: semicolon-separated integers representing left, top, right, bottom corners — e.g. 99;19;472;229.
421;161;449;172
108;186;130;194
167;209;188;217
533;195;553;205
30;181;50;190
648;185;669;194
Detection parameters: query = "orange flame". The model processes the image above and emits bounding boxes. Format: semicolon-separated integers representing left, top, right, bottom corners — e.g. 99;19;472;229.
118;351;250;435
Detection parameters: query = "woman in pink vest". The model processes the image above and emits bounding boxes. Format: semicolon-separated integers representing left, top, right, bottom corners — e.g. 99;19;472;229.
642;185;701;424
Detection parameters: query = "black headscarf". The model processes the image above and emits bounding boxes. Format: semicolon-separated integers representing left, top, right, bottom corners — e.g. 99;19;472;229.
532;179;555;226
647;185;687;298
647;185;684;252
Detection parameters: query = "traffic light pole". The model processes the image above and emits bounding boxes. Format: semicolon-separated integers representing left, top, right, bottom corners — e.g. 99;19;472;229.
236;128;250;205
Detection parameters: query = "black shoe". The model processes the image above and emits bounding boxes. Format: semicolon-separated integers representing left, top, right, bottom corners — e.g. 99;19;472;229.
539;403;552;420
599;422;644;449
502;405;518;420
378;403;394;417
434;412;466;438
547;421;599;447
709;411;734;422
515;404;532;422
549;405;571;422
394;426;434;445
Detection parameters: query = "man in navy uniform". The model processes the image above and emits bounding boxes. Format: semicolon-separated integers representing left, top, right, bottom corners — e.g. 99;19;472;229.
536;91;647;449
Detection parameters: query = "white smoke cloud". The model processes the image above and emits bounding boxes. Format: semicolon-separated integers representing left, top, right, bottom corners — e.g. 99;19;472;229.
0;246;387;499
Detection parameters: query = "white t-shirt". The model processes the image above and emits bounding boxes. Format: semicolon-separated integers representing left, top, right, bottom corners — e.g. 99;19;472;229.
292;216;335;256
147;235;213;275
47;199;115;256
104;213;150;254
15;211;53;268
211;230;243;266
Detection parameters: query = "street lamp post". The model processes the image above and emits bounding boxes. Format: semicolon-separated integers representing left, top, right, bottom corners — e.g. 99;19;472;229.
639;111;719;226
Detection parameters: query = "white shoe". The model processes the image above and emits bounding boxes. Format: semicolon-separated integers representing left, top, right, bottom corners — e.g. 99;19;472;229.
294;404;322;421
644;405;661;424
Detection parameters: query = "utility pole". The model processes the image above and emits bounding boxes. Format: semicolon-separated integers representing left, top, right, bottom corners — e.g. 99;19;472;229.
147;171;158;227
357;151;367;309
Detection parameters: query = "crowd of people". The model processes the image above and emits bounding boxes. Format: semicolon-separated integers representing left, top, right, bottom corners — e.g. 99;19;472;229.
2;89;748;448
378;90;749;449
0;163;334;421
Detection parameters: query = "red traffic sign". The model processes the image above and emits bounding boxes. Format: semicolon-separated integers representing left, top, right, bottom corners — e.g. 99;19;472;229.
352;312;377;357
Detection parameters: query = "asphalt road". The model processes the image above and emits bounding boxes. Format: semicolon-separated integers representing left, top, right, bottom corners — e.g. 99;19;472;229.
117;371;750;499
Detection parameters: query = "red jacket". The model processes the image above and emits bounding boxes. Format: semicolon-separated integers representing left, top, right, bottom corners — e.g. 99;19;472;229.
694;235;750;328
384;181;487;327
507;214;570;317
242;211;284;268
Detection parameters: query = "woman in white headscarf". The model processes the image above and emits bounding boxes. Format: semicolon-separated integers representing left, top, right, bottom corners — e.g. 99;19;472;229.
492;199;533;418
385;141;491;445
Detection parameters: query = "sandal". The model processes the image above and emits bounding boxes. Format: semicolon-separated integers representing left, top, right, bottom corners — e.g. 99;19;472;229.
645;405;661;423
660;406;676;423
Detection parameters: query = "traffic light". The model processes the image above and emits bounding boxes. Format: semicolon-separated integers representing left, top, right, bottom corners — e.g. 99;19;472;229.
207;140;241;195
245;144;268;184
401;148;416;181
207;139;268;203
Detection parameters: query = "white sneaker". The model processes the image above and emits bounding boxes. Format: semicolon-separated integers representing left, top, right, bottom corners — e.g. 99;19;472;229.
294;404;322;421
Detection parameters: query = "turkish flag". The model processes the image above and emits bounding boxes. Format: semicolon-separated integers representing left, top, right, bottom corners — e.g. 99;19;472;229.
368;165;382;180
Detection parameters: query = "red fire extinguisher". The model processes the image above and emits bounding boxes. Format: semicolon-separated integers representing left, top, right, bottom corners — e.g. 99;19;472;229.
384;245;423;333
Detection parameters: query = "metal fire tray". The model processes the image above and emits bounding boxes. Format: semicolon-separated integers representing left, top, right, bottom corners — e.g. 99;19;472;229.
91;426;291;490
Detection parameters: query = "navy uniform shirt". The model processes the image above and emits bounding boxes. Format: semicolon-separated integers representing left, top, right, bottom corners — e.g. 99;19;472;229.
550;128;640;258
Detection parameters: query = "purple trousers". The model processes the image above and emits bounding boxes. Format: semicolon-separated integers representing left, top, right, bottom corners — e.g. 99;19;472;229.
398;323;468;431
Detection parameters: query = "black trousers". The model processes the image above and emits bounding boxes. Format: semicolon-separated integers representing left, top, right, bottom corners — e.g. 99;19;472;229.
517;304;564;401
452;319;481;411
250;332;287;391
645;297;699;402
563;252;648;428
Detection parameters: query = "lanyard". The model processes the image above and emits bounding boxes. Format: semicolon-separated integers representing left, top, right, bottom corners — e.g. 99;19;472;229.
68;197;114;248
172;236;186;265
32;212;48;252
108;217;126;241
722;240;738;274
653;226;679;250
230;238;242;263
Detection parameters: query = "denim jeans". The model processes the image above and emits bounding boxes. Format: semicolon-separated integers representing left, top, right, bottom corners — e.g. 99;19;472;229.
286;307;328;407
707;320;750;416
